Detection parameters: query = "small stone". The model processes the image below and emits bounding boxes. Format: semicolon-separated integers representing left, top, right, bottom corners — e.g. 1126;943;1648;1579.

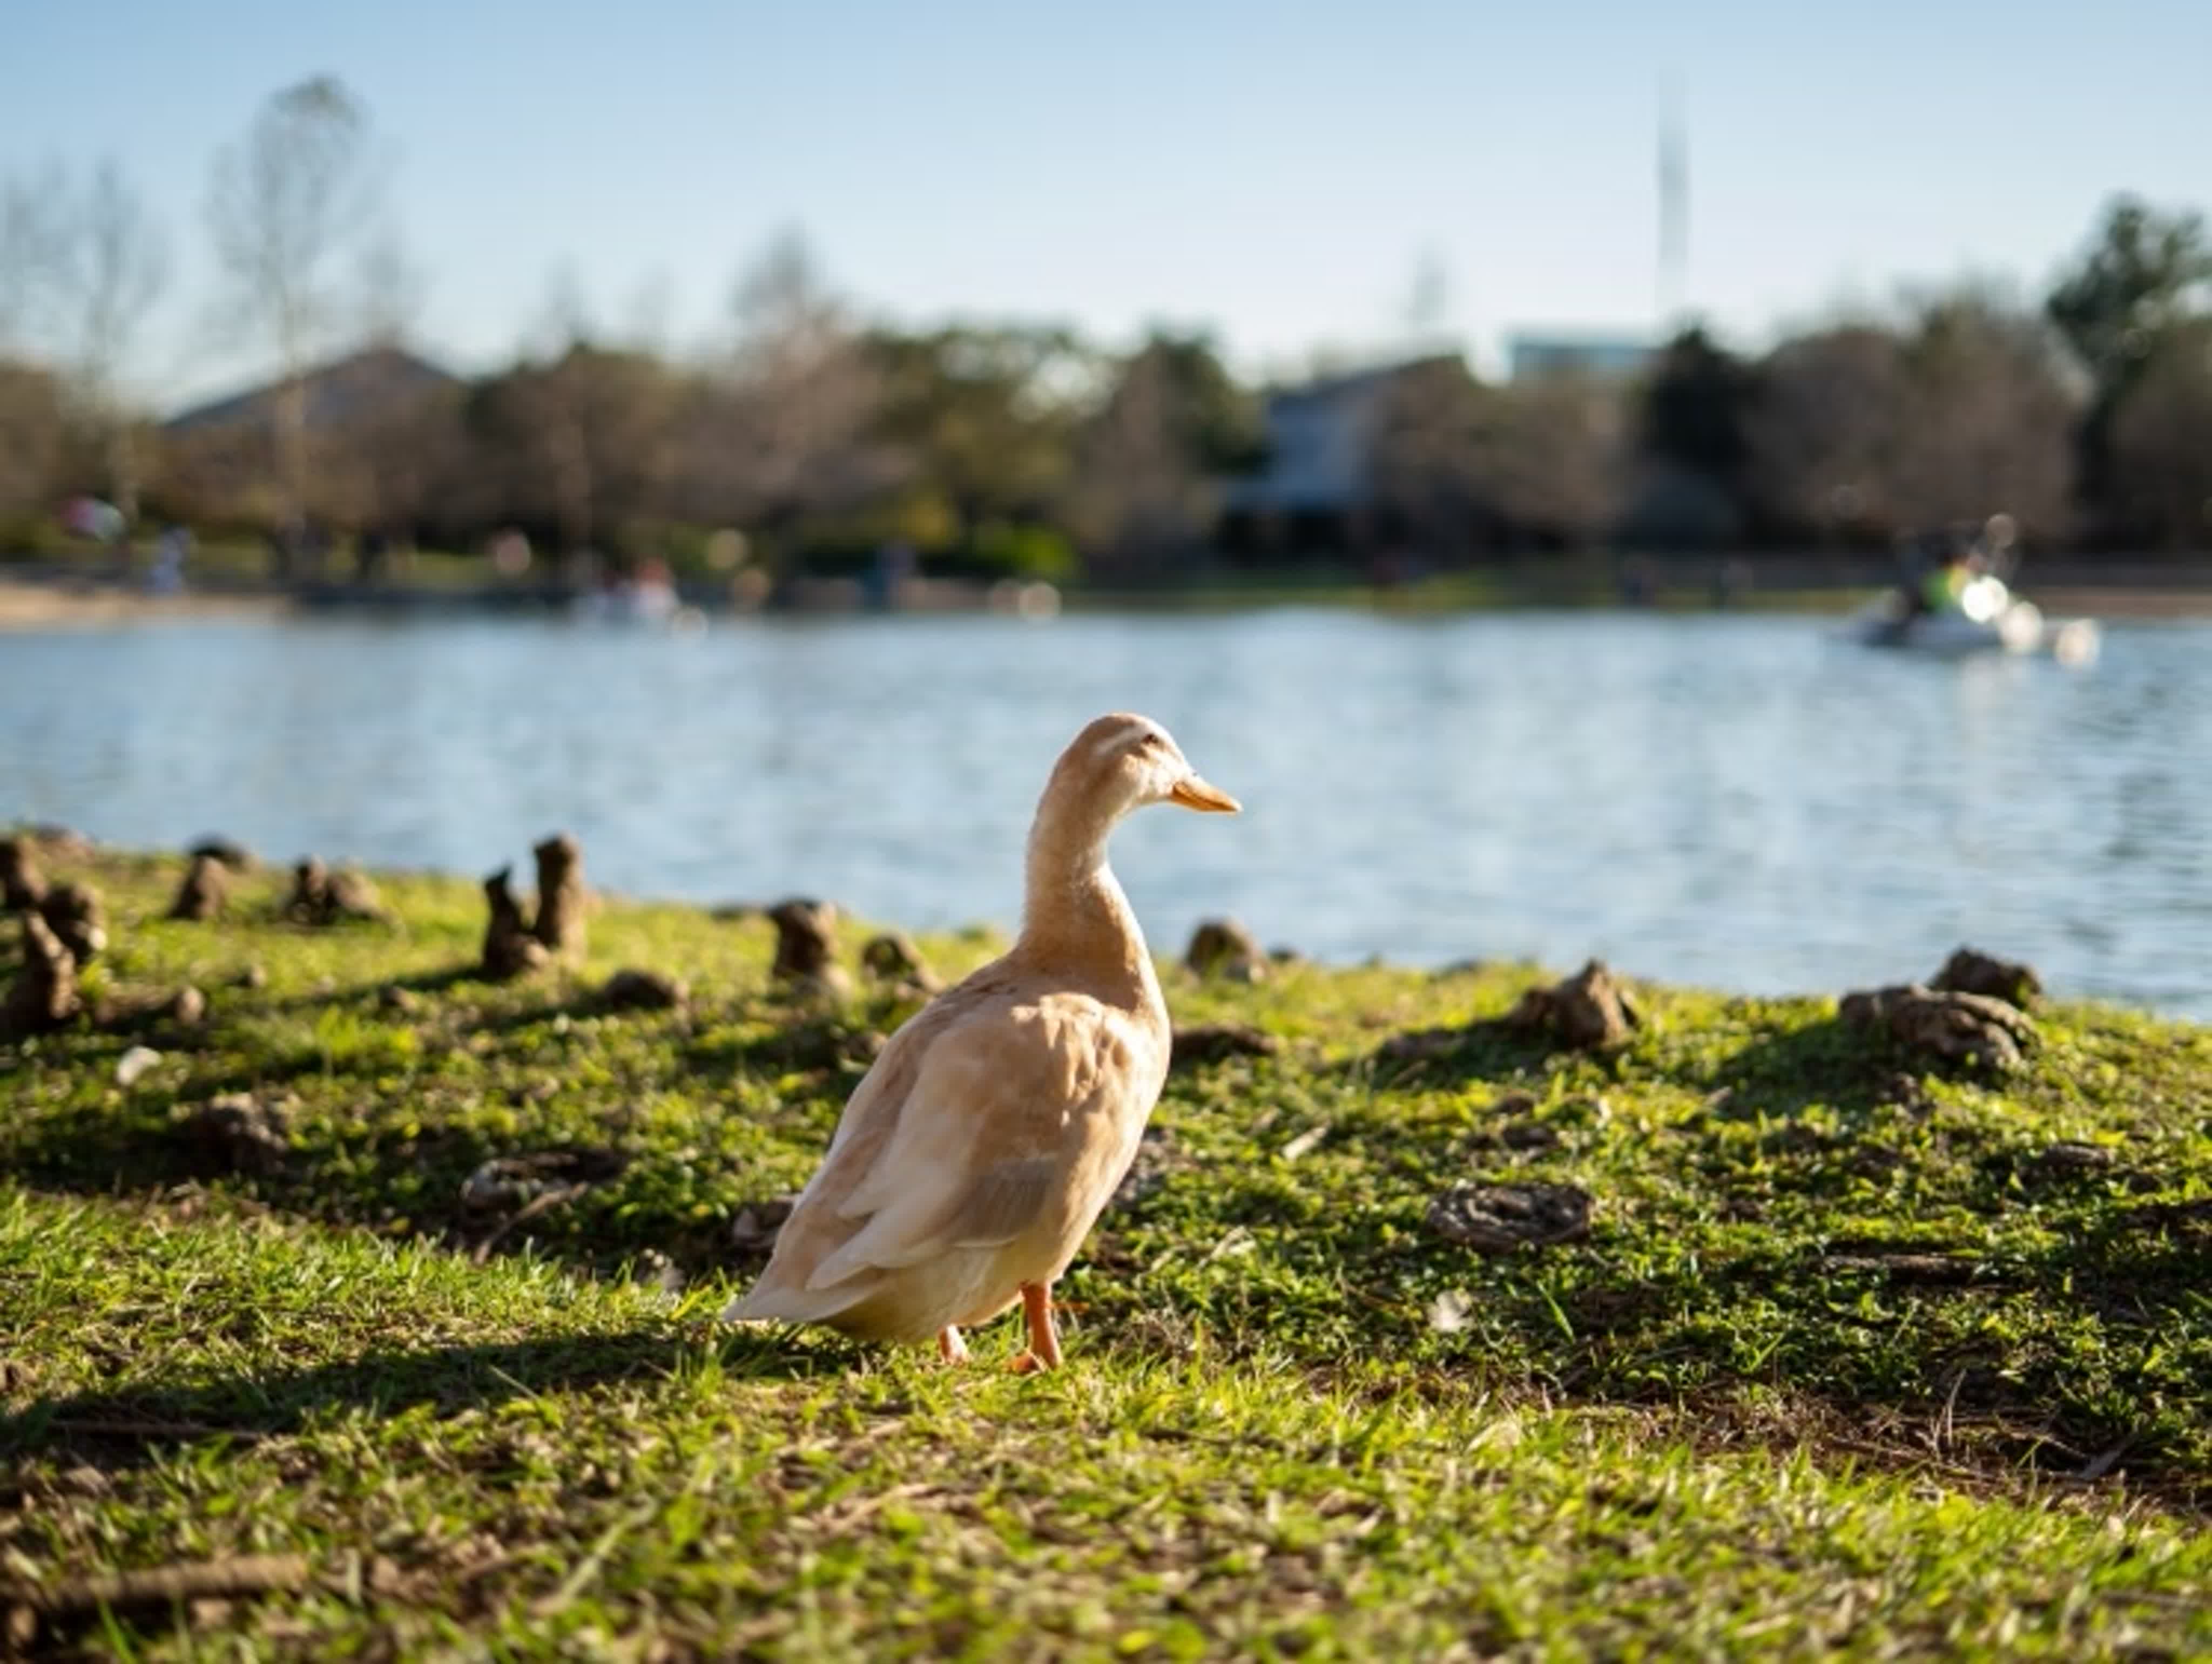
168;854;231;921
3;911;78;1034
480;865;550;980
599;969;688;1012
1930;947;2041;1009
1427;1181;1593;1254
631;1248;686;1294
285;857;331;923
325;868;385;922
531;833;588;956
38;881;106;963
1839;983;2037;1074
1184;918;1267;982
861;931;941;996
1503;960;1641;1050
286;858;384;925
770;899;849;997
163;986;208;1026
0;834;47;912
1426;1289;1475;1333
235;963;269;991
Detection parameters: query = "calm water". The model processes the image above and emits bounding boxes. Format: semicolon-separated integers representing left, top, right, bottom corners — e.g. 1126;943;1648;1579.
2;610;2207;1018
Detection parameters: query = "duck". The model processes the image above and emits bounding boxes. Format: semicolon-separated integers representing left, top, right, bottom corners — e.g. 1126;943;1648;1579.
724;712;1239;1369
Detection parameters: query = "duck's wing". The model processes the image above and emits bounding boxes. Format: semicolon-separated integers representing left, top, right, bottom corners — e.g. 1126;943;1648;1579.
727;990;1146;1324
722;990;974;1321
801;991;1145;1290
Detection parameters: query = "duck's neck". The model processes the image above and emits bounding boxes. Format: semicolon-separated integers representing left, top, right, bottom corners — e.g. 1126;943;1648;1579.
1017;798;1152;991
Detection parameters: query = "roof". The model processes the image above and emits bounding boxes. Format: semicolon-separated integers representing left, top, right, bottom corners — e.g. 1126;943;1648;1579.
165;346;461;434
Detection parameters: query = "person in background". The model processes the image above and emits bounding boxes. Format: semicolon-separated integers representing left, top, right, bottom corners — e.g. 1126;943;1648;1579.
147;524;191;596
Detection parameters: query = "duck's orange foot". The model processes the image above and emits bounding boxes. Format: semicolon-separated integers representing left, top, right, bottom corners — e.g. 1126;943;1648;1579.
936;1326;969;1365
1006;1350;1055;1375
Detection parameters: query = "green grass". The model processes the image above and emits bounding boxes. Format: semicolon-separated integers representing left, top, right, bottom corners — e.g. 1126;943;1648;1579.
3;851;2210;1658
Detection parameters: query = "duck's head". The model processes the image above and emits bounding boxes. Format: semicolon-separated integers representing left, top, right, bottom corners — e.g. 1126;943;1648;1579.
1048;712;1240;827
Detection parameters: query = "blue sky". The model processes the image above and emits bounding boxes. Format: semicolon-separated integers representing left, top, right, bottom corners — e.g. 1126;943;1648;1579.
6;0;2208;405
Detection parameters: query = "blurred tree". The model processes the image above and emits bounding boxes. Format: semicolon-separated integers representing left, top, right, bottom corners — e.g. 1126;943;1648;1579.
1476;373;1628;549
2047;198;2212;536
1065;331;1261;574
1750;325;1912;544
58;161;166;523
2109;320;2212;549
0;167;70;355
1365;355;1493;560
869;324;1097;539
686;231;895;538
205;77;385;553
1890;289;2077;542
468;324;690;569
1621;326;1757;547
0;360;68;525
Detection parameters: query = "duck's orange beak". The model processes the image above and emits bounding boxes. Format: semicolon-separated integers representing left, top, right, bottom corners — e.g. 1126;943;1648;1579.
1169;774;1240;813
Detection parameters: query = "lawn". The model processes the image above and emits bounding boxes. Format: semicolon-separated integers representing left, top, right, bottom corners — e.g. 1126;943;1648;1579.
2;847;2208;1658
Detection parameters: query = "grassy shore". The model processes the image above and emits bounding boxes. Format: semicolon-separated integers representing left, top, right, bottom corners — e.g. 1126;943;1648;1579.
3;849;2209;1658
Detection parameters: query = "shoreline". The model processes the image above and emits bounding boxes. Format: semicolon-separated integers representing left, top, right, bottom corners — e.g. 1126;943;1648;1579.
9;572;2212;628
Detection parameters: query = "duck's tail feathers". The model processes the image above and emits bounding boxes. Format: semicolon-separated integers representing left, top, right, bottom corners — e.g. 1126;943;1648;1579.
721;1275;873;1327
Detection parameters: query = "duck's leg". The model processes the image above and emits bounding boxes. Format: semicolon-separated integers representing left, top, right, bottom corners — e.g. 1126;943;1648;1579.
937;1325;969;1364
1007;1281;1062;1374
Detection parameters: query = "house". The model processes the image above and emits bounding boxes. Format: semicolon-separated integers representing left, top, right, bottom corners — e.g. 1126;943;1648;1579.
1216;355;1465;559
164;346;460;437
159;346;463;536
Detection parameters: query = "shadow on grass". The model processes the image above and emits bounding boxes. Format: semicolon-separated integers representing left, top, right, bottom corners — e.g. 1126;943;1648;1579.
265;960;483;1014
1351;1019;1574;1092
1707;1018;1904;1120
0;1325;847;1468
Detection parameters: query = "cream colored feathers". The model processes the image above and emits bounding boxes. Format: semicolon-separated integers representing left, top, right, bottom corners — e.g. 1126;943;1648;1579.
724;712;1237;1369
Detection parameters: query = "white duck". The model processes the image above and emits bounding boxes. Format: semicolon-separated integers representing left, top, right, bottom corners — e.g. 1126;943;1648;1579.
724;712;1239;1369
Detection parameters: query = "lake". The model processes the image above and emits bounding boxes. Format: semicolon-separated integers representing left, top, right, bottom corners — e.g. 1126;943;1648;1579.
2;608;2207;1018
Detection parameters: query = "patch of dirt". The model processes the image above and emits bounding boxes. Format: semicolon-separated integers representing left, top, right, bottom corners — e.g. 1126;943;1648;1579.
459;1147;629;1213
1169;1022;1279;1071
1426;1181;1593;1254
597;969;688;1012
174;1094;291;1176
